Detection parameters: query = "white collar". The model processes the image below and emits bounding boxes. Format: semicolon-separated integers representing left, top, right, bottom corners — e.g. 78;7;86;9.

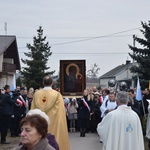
43;86;52;90
109;99;116;102
118;104;128;108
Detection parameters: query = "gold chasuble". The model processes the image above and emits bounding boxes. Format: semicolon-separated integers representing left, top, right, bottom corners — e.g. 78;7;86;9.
31;89;70;150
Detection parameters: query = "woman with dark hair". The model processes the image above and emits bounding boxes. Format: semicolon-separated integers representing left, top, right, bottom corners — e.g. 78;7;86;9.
15;114;55;150
78;89;92;137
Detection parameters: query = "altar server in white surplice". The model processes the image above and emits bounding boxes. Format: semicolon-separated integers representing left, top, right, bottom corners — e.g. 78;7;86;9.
97;91;144;150
100;92;117;118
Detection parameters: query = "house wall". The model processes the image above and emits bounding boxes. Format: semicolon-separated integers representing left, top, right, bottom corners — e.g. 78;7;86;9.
0;54;3;72
115;68;132;81
100;78;113;88
0;56;15;88
0;74;13;89
86;82;99;89
100;69;133;90
3;58;14;64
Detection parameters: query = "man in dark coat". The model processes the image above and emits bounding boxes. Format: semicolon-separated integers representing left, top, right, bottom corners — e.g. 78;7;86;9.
142;88;150;115
12;87;27;137
128;89;141;117
1;85;15;144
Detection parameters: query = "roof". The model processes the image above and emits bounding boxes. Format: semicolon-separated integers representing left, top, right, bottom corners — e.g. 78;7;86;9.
100;61;133;79
0;35;21;70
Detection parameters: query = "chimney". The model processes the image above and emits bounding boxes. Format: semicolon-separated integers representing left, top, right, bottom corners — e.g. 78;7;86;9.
126;60;131;65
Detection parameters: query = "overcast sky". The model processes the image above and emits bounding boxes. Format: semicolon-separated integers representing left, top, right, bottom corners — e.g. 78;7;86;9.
0;0;150;76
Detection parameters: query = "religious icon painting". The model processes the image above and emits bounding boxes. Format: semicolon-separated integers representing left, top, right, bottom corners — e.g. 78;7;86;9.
60;60;86;97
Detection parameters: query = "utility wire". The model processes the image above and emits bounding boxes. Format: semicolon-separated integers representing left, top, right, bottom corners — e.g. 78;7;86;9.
17;27;142;49
50;27;141;46
52;52;128;54
17;34;142;39
19;52;128;55
18;34;140;49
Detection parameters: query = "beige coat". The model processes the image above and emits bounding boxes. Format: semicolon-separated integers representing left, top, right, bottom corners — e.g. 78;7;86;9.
31;89;70;150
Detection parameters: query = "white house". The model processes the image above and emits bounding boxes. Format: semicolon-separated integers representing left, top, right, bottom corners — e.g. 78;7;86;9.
0;35;20;89
99;60;134;89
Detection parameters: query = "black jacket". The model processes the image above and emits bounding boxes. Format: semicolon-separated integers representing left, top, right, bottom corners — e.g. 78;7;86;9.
1;93;15;115
13;95;27;116
142;93;150;115
128;98;141;117
78;96;92;119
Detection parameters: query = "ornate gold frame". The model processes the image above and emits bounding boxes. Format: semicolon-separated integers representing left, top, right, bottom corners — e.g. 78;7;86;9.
60;60;86;97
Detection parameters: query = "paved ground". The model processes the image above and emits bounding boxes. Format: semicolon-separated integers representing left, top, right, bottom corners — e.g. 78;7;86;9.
0;132;103;150
0;132;149;150
0;135;20;150
69;132;103;150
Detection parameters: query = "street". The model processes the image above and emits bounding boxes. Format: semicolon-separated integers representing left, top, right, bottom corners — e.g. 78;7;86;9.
69;132;103;150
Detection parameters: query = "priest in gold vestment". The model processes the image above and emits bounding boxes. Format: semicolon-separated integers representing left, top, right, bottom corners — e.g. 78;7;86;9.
31;75;70;150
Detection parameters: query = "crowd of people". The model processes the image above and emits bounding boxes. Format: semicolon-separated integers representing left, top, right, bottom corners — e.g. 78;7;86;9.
0;75;150;149
0;85;35;144
64;84;150;149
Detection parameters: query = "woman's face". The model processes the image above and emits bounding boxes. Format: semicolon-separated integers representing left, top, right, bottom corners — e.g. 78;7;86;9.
20;123;41;147
27;92;33;98
83;90;88;96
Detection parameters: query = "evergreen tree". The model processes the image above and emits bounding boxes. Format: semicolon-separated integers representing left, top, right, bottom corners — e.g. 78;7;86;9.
129;21;150;89
21;26;54;89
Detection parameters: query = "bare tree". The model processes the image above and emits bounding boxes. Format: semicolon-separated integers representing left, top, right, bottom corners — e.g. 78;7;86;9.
87;63;100;78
